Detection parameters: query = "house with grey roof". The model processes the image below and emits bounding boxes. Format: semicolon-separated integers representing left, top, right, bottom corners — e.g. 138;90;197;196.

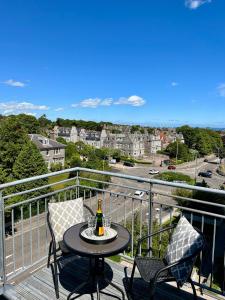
29;134;66;169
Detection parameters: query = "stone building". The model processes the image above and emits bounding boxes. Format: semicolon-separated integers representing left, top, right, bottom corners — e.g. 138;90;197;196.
29;134;66;169
51;126;164;158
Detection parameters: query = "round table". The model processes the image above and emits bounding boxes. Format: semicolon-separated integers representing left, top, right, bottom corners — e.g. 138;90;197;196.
63;222;131;300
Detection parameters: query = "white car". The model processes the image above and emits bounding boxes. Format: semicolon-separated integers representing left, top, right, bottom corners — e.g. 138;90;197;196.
149;169;159;175
134;190;145;197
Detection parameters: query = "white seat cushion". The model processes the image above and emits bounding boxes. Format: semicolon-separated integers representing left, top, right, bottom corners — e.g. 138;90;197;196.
48;198;84;243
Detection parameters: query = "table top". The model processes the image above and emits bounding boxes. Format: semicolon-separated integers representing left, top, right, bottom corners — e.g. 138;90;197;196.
63;222;131;258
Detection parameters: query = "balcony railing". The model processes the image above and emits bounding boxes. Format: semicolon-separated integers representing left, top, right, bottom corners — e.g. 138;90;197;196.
1;167;225;298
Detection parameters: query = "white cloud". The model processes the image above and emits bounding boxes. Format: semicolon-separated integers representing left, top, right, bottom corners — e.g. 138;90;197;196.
71;95;146;108
3;79;26;87
0;101;49;115
100;98;113;106
114;95;146;106
185;0;211;9
72;98;101;108
217;83;225;97
171;81;178;87
54;107;64;111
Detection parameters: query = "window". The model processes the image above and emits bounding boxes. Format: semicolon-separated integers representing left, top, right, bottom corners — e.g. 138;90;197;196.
46;150;49;156
54;148;60;155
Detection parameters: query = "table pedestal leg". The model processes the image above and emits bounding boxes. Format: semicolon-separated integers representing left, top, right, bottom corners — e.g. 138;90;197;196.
67;257;125;300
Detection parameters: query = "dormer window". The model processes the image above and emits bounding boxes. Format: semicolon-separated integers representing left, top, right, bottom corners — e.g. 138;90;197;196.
39;137;49;145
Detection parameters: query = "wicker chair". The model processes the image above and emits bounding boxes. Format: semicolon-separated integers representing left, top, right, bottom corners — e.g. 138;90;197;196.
126;217;205;300
47;197;94;299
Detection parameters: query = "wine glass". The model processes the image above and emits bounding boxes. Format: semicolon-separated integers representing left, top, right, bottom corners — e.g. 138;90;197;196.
87;216;96;236
103;216;111;234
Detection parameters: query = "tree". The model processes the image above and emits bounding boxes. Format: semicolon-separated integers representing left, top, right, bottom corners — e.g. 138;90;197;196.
56;137;67;145
13;141;48;180
0;116;29;175
0;168;8;184
38;114;52;129
17;114;40;133
166;142;191;162
69;154;82;167
10;141;49;203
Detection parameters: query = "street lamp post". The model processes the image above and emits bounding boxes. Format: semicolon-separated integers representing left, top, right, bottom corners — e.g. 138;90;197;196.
175;138;178;165
194;152;198;183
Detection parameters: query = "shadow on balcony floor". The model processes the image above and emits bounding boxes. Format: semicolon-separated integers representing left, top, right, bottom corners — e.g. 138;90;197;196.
4;257;207;300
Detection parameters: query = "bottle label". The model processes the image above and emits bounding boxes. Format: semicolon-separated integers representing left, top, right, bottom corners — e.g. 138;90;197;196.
98;226;104;236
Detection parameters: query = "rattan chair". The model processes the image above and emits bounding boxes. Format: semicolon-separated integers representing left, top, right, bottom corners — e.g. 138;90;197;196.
47;197;94;299
126;217;205;300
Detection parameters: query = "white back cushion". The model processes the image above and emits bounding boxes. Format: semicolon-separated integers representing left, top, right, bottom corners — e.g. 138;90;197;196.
48;197;84;243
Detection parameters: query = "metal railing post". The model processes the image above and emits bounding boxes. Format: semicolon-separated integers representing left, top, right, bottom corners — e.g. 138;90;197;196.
0;189;6;288
76;170;80;198
148;182;153;256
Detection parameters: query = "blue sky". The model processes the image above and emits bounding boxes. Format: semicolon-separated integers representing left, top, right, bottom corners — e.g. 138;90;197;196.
0;0;225;127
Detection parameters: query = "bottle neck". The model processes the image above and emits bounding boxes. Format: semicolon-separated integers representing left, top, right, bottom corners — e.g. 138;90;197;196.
97;200;102;212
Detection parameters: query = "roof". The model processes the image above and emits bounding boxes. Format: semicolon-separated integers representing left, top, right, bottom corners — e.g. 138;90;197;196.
29;134;66;150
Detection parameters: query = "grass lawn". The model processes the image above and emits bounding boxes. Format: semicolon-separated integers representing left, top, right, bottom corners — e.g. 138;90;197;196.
48;173;70;191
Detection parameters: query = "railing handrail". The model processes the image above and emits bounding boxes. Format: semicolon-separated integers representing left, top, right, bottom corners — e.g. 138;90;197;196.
1;167;225;196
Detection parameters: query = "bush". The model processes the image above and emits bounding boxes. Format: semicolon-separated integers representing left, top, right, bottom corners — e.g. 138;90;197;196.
154;172;194;184
50;163;63;172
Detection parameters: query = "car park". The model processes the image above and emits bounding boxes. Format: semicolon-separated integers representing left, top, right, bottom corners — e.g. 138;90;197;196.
134;190;145;197
198;171;212;178
149;169;159;175
168;165;176;170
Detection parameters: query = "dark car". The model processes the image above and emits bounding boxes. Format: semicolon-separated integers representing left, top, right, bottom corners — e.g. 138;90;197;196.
206;170;212;175
204;158;208;162
123;161;135;167
198;171;212;178
168;165;176;170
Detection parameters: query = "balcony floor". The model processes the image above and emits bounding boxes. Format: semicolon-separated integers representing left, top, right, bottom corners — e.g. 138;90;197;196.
4;257;208;300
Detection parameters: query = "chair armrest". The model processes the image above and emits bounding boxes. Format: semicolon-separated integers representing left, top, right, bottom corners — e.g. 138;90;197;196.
136;225;175;257
47;211;58;253
83;204;95;216
154;246;202;282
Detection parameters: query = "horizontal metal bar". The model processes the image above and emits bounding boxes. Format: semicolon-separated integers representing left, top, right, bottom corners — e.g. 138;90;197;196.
78;184;149;202
5;185;76;209
153;189;225;208
0;167;79;189
153;200;225;219
1;167;225;197
79;176;149;192
3;177;76;200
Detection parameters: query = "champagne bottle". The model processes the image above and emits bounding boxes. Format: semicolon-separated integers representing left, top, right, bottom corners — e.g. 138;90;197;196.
95;199;104;236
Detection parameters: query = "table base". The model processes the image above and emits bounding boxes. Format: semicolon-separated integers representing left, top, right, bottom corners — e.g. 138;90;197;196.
67;258;125;300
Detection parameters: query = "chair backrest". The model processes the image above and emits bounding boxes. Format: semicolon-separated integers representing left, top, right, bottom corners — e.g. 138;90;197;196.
164;216;204;286
48;197;84;243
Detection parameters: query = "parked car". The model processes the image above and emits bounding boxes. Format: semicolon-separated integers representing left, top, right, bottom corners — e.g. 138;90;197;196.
198;171;212;178
206;170;212;175
149;169;159;175
204;158;208;162
123;161;135;167
168;165;176;170
109;159;116;164
134;190;145;197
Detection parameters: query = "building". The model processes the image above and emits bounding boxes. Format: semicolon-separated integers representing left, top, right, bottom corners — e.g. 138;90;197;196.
29;134;66;169
51;125;165;158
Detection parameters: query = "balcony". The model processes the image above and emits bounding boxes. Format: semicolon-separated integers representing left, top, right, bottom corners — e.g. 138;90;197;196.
0;167;225;299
